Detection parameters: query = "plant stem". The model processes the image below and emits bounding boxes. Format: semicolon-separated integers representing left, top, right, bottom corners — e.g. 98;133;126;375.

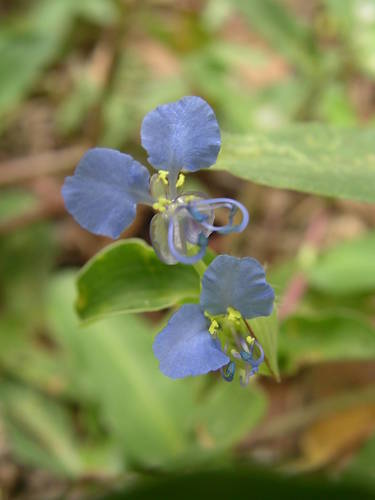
192;259;207;279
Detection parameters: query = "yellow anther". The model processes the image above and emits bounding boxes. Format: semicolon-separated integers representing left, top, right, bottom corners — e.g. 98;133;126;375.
158;170;169;185
176;173;185;188
152;197;171;212
209;319;219;335
227;307;242;323
246;336;255;345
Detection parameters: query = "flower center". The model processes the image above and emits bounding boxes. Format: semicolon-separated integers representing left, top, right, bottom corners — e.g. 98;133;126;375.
205;307;264;385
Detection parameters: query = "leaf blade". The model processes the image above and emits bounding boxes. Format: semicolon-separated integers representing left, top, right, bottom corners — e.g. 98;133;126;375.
76;239;201;320
215;126;375;203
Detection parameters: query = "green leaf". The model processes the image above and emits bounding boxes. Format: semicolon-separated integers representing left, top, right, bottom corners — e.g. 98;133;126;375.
76;239;201;321
325;0;375;77
308;232;375;295
0;189;38;222
0;383;83;476
0;0;118;125
193;383;267;448
232;0;318;73
344;433;375;489
279;311;375;374
48;272;196;466
0;0;73;122
215;126;375;203
249;308;279;380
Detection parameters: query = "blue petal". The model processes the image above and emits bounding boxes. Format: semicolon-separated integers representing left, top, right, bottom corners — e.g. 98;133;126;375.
141;96;221;175
153;304;229;379
200;255;275;318
62;148;151;239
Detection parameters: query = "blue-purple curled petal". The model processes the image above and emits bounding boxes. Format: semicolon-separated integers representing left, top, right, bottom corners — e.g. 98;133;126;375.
153;304;229;379
200;255;275;318
141;96;221;174
62;148;151;239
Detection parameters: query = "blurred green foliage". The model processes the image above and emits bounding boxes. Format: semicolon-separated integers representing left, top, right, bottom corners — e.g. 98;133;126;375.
1;0;375;497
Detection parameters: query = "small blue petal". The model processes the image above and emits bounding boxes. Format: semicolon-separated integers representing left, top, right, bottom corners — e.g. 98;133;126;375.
200;255;275;318
62;148;151;239
153;304;229;379
141;96;221;174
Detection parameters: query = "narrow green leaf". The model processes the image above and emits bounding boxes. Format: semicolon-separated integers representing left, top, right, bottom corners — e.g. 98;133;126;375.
279;311;375;374
308;232;375;295
0;383;83;476
249;308;279;380
215;126;375;203
232;0;318;73
76;239;201;321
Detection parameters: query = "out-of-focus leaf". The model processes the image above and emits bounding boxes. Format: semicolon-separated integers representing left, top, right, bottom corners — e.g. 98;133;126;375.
0;189;38;222
249;308;280;380
344;433;375;488
184;42;308;133
57;77;102;135
0;0;118;125
0;383;83;476
100;52;148;148
308;232;375;295
100;467;375;500
76;239;201;321
316;83;358;125
215;126;375;203
100;47;187;148
48;273;196;466
73;0;119;24
0;0;72;122
232;0;319;73
279;311;375;374
325;0;375;77
193;383;267;448
0;222;56;325
202;0;235;31
0;316;69;396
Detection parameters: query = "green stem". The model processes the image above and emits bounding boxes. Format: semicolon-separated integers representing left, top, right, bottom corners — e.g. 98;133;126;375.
192;259;207;279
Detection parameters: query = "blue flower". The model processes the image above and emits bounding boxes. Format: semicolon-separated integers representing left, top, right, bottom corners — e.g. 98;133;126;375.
153;255;275;384
62;96;249;265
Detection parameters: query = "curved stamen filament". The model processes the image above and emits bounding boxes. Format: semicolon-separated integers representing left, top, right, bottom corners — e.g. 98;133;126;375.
187;198;249;234
240;340;264;368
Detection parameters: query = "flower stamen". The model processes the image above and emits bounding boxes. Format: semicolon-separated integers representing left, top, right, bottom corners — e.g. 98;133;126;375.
187;198;249;235
176;173;185;188
158;170;169;185
208;319;219;335
152;197;171;212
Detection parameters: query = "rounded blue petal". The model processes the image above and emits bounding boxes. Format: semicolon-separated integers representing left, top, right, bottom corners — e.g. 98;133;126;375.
200;255;275;318
62;148;151;239
141;96;221;174
153;304;229;379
